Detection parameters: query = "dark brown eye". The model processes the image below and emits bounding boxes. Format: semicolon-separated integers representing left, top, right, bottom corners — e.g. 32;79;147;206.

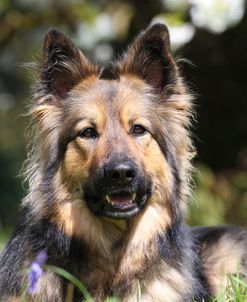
79;128;98;139
131;124;147;136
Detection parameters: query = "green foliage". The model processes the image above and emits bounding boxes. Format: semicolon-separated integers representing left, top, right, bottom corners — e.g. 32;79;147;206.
209;274;247;302
188;164;247;227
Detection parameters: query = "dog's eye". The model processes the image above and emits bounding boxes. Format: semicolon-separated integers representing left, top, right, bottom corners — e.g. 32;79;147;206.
131;124;147;136
79;128;98;139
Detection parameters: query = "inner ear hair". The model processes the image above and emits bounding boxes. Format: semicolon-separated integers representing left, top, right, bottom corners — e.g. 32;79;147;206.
41;29;99;99
114;23;179;92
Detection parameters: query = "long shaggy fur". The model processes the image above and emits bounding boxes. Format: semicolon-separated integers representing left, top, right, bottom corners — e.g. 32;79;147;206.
0;24;247;302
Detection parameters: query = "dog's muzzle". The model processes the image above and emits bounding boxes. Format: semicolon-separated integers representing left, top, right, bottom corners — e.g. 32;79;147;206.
83;160;151;219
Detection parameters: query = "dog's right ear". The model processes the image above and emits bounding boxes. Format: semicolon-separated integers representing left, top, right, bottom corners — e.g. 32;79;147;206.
41;29;98;100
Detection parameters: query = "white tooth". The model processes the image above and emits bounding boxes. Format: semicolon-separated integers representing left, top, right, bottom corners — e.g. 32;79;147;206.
106;194;111;204
132;192;136;201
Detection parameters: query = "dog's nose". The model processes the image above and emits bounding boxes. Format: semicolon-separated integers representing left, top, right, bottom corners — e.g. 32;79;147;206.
105;161;137;184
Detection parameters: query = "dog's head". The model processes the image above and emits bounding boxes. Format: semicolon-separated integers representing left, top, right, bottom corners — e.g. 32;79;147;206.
28;24;193;223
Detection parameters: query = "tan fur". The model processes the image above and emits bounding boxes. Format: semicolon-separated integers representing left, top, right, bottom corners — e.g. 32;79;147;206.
200;235;247;296
43;77;175;279
5;25;202;302
24;71;192;301
4;298;21;302
53;198;124;257
35;272;63;302
142;268;188;302
3;24;247;302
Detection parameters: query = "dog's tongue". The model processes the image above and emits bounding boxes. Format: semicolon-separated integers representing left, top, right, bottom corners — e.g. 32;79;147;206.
109;193;133;208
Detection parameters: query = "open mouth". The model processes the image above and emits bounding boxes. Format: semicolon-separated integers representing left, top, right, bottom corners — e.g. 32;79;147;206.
105;192;137;210
85;190;149;219
102;191;148;218
83;166;152;219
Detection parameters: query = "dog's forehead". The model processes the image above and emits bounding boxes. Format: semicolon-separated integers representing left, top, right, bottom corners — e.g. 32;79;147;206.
69;76;153;119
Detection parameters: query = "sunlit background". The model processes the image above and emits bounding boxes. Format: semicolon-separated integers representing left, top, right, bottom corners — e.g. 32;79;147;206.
0;0;247;251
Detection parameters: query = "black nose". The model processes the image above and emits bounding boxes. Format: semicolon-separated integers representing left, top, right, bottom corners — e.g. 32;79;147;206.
104;161;137;185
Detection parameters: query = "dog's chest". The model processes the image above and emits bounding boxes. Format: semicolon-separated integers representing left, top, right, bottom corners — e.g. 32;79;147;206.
78;259;190;302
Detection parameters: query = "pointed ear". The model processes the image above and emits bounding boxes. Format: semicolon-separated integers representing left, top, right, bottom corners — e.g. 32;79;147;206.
116;24;178;92
42;29;99;99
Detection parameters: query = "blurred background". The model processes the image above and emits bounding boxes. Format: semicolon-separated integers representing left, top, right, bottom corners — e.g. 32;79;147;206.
0;0;247;251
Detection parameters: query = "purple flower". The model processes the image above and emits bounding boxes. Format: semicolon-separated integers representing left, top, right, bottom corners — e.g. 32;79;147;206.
28;250;48;294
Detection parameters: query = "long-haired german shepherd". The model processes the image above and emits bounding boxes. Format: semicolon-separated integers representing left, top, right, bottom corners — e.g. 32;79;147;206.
0;24;247;302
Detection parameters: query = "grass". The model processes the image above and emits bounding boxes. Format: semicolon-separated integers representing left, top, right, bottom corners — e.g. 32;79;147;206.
45;265;94;302
1;229;247;301
18;262;247;302
210;274;247;302
50;269;247;302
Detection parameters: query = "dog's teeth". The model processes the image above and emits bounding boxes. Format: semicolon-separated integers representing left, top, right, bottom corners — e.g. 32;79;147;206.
132;192;136;201
106;194;111;204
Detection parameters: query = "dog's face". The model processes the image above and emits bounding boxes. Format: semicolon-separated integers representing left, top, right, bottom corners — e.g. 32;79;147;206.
31;24;191;222
60;78;164;219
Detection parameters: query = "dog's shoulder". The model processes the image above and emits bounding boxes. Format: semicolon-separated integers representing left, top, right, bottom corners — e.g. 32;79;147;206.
192;225;247;296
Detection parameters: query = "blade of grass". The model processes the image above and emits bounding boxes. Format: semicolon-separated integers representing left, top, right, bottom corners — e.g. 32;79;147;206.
136;280;141;302
230;276;247;289
45;265;94;302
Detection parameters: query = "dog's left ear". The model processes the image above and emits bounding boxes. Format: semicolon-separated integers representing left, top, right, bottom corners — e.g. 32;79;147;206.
116;24;178;92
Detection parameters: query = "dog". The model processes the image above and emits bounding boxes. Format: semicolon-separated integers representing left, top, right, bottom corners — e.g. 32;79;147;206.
0;23;247;302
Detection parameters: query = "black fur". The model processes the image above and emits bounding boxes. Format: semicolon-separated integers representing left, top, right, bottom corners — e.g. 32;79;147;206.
1;24;247;302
